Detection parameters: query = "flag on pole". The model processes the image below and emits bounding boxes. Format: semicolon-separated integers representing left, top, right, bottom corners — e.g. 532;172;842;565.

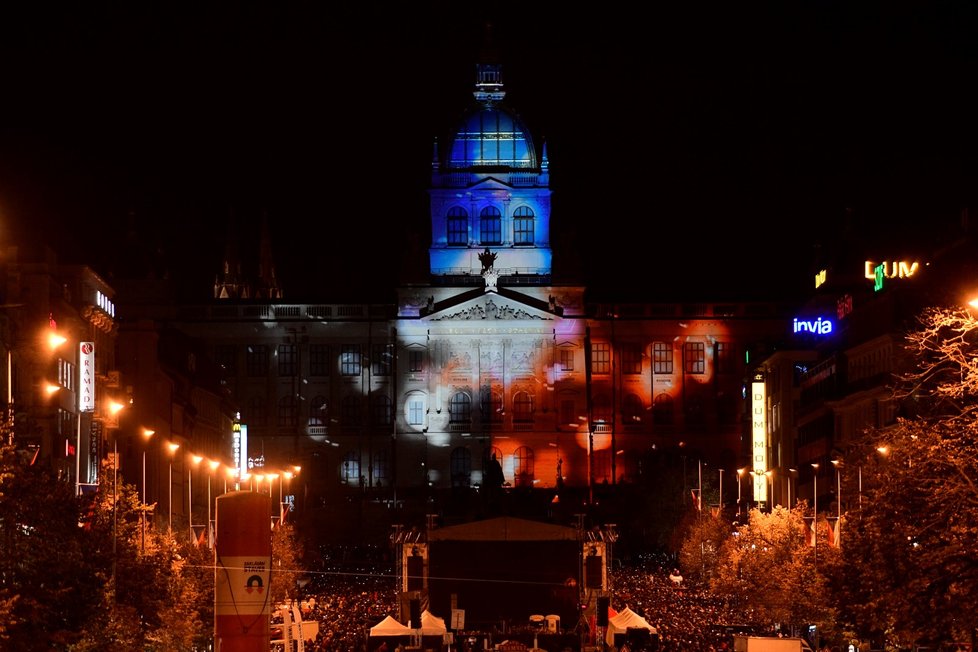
690;489;701;511
195;527;206;547
807;517;816;547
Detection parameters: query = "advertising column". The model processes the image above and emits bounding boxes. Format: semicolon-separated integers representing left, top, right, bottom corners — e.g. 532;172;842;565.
214;491;271;651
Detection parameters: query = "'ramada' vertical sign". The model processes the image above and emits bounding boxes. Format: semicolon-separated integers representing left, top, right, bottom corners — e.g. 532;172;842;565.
79;342;95;412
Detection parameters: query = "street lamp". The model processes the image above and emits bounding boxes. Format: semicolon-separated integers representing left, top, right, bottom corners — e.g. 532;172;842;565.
107;399;126;595
264;473;279;525
736;467;746;516
190;454;203;543
718;468;724;511
141;428;155;554
207;459;220;548
167;442;180;532
811;462;820;565
788;468;797;511
831;459;842;547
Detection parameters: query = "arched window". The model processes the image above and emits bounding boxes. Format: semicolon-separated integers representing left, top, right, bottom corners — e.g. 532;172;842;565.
622;393;644;424
341;451;360;485
480;206;502;245
480;386;503;422
653;393;674;425
278;395;297;428
514;446;534;487
513;206;534;245
309;395;328;427
405;392;426;427
450;392;471;424
450;447;472;488
370;394;392;427
513;391;533;422
447;207;468;246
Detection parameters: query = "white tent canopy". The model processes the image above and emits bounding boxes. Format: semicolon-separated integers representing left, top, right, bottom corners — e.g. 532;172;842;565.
421;610;447;636
605;606;657;646
369;615;413;637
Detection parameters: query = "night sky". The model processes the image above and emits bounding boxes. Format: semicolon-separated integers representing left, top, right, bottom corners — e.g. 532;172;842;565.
1;4;977;303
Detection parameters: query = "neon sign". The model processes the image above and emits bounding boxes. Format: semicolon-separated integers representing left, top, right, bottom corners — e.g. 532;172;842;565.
751;371;766;503
792;316;834;335
864;260;920;281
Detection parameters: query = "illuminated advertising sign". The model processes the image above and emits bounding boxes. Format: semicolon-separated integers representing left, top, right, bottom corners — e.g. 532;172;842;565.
751;372;767;503
79;342;95;412
864;260;920;281
792;316;834;336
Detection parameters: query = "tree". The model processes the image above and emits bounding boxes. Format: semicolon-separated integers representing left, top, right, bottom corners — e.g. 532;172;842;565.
677;508;732;585
708;506;838;637
271;520;304;608
839;306;978;649
0;445;105;650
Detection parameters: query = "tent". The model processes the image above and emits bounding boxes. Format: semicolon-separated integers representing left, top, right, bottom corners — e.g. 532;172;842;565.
605;606;657;647
420;609;447;636
369;615;413;637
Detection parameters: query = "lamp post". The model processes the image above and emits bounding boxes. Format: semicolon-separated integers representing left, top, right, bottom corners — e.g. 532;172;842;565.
167;442;180;532
811;462;819;565
736;467;746;516
107;399;125;596
788;468;797;511
208;459;220;548
141;428;155;554
831;459;842;547
718;468;724;512
266;473;279;524
190;455;202;543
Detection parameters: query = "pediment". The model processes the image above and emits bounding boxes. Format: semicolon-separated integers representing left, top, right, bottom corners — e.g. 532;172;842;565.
425;288;555;322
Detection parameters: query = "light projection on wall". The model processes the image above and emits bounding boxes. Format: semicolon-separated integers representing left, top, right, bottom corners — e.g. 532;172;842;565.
751;371;767;503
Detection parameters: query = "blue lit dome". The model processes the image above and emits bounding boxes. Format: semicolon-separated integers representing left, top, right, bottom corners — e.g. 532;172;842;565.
446;105;537;170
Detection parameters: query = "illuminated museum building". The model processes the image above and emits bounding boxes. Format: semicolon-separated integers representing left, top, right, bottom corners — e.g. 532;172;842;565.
6;56;978;534
149;59;794;523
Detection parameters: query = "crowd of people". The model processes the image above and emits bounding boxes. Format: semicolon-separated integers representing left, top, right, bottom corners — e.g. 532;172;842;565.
279;546;786;652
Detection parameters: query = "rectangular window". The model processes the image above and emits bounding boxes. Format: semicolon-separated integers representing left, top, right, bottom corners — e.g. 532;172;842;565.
408;399;425;426
278;398;297;428
480;217;501;244
685;341;706;374
715;342;735;375
340;345;361;376
559;348;574;372
246;345;268;377
215;345;237;375
408;350;424;373
622;343;642;375
653;342;673;375
590;342;611;375
514;217;533;245
309;344;330;377
448;217;467;245
278;343;297;376
372;344;392;376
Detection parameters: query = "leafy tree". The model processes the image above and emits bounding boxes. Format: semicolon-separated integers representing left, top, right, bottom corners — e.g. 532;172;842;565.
708;506;838;638
677;508;732;584
271;521;303;608
839;306;978;649
0;445;105;650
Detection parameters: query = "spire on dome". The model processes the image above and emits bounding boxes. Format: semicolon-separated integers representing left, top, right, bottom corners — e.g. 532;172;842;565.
474;23;505;106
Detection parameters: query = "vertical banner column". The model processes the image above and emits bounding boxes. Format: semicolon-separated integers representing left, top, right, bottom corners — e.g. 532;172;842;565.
215;491;272;652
